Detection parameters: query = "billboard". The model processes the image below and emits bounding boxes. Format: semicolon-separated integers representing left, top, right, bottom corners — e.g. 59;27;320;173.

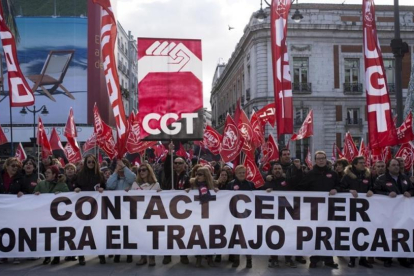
137;38;204;141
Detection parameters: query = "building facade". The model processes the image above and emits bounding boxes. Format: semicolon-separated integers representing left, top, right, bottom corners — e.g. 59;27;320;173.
210;3;414;161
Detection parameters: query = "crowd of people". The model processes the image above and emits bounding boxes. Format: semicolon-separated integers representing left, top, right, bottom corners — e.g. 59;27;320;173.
0;144;413;269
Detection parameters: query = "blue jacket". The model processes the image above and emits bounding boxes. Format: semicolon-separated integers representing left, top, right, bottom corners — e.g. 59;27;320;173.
106;167;136;190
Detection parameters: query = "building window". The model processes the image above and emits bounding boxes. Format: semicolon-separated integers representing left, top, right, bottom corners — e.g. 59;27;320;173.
295;107;309;126
344;58;361;93
346;108;360;125
295;138;310;162
384;59;395;92
293;57;309;91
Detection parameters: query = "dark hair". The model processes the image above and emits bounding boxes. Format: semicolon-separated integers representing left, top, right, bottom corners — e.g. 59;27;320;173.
386;158;399;173
47;165;60;181
23;157;37;169
280;148;290;155
351;156;365;166
334;158;349;169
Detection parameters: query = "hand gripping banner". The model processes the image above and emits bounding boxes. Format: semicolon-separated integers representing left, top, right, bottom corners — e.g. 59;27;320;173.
137;38;203;141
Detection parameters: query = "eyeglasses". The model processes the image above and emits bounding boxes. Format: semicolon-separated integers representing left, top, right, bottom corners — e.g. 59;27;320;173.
87;161;95;164
9;164;19;168
196;172;204;176
138;168;147;173
174;162;184;165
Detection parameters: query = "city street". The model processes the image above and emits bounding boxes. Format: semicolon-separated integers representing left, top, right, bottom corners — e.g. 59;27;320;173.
0;255;413;276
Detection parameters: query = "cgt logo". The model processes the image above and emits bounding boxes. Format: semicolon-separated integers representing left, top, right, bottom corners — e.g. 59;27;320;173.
142;113;198;135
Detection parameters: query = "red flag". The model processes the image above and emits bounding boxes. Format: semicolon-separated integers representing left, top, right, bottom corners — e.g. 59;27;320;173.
371;146;383;163
220;115;244;163
64;108;77;138
37;117;52;159
0;124;7;145
336;145;345;159
305;147;312;169
153;143;168;162
15;143;27;162
270;0;293;136
238;109;255;157
189;148;194;160
176;143;187;158
0;4;34;107
93;104;118;159
358;138;365;157
382;146;392;164
243;154;264;188
359;139;371;168
126;112;156;154
291;110;313;141
395;142;414;172
261;134;279;165
343;132;359;162
363;0;398;148
64;137;82;164
397;113;414;144
250;111;265;148
92;0;127;154
332;143;337;162
83;132;97;152
256;103;276;127
49;128;65;151
201;126;222;155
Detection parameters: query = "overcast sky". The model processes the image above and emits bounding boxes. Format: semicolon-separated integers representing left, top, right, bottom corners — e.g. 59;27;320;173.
116;0;411;110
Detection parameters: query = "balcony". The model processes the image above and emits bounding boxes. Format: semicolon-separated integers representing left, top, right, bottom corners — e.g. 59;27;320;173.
344;83;363;94
388;83;395;93
345;117;363;126
292;82;312;94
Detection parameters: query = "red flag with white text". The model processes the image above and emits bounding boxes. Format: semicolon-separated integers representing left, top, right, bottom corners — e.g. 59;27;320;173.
83;132;97;153
176;143;188;158
395;142;414;172
261;134;279;165
250;111;265;148
359;139;371;167
0;124;7;145
64;108;78;138
64;137;82;164
37;117;52;159
270;0;293;136
343;132;359;162
220;115;244;163
0;4;34;107
238;109;255;158
305;147;312;169
382;146;392;164
291;110;313;141
126;112;157;154
363;0;398;148
15;143;27;162
256;103;276;127
92;0;128;155
243;154;264;188
203;125;222;155
397;113;414;144
93;104;117;159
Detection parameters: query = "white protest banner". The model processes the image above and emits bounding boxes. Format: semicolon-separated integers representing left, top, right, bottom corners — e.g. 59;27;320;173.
0;191;413;258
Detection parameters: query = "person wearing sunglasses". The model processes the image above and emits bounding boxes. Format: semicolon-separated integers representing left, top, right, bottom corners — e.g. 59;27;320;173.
131;164;161;266
74;154;106;265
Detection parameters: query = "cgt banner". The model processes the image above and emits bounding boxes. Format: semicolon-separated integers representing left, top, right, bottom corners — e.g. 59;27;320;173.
137;38;204;141
0;191;414;257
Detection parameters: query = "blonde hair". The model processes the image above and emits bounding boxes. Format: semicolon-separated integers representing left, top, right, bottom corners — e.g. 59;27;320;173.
135;163;158;184
194;166;215;189
234;165;246;173
3;157;21;170
65;163;77;172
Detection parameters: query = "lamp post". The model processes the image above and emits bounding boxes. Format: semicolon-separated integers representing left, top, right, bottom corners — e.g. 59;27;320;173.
20;105;49;154
391;0;409;126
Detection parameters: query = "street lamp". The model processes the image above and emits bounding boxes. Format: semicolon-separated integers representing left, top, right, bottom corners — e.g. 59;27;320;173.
255;0;303;23
20;105;49;154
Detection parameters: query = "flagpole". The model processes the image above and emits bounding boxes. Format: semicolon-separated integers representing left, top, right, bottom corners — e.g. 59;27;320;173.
9;105;14;156
37;143;40;177
170;140;175;191
197;145;202;164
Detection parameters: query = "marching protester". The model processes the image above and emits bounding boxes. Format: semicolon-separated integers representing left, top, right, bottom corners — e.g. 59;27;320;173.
21;157;39;194
106;159;136;264
39;156;53;175
334;158;349;180
34;165;69;265
214;169;230;190
338;156;373;268
64;163;77;192
373;158;414;268
263;162;297;268
74;154;106;266
186;166;218;267
294;151;340;269
226;165;255;269
131;163;161;267
161;143;190;265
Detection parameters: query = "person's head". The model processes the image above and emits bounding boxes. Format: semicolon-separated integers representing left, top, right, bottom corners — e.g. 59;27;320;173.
352;156;366;172
280;148;291;164
334;158;349;173
396;157;405;173
102;168;112;180
375;161;386;175
82;154;99;174
386;158;400;176
64;163;77;177
52;158;62;168
191;164;203;178
195;166;214;189
22;157;37;175
42;156;53;167
45;165;60;182
271;163;283;178
136;163;157;184
326;160;333;170
3;157;21;177
173;157;186;173
234;165;247;181
217;169;230;183
314;151;327;168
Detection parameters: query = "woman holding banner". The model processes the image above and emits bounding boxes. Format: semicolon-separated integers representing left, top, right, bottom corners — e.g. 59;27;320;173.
21;157;39;194
226;165;255;269
132;163;161;266
74;154;106;266
34;165;69;265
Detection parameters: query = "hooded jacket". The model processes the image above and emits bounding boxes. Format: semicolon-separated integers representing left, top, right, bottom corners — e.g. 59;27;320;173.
339;165;372;193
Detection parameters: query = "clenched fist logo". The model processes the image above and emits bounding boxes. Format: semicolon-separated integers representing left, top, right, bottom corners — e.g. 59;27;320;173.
138;41;202;82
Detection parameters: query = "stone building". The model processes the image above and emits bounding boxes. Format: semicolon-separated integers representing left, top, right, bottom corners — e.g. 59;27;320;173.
210;3;414;161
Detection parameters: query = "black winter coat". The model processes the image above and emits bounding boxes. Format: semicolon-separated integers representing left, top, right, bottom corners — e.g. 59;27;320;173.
373;172;414;196
0;170;24;194
339;166;372;193
295;165;340;192
226;178;255;191
262;176;292;191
